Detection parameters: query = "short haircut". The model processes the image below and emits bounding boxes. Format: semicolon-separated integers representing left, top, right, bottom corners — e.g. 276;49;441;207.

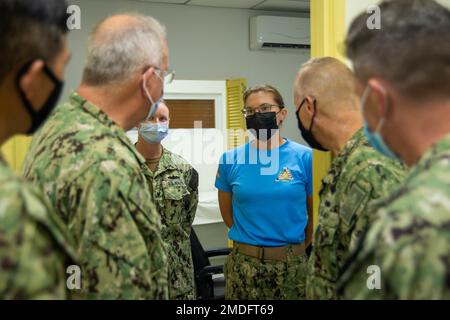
243;85;285;108
0;0;68;82
81;14;166;86
346;0;450;101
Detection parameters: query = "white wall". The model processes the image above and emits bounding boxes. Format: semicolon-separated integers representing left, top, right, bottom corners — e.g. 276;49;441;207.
66;0;310;142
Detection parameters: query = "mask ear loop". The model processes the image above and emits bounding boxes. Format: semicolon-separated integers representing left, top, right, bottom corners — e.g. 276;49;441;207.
360;85;372;113
142;74;159;119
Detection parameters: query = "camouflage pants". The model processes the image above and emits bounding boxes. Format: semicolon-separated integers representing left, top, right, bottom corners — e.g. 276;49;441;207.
166;238;196;300
224;246;308;300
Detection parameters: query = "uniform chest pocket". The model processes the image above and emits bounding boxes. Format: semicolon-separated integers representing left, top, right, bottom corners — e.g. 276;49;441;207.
162;179;189;201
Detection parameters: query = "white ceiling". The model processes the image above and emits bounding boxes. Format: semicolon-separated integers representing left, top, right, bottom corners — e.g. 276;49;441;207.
136;0;310;12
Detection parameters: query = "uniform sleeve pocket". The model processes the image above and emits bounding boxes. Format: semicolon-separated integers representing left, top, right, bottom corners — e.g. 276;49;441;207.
340;183;370;228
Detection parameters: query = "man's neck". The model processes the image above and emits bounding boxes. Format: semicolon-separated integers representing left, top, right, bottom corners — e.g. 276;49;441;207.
401;119;450;167
77;85;135;131
327;116;363;157
136;137;163;160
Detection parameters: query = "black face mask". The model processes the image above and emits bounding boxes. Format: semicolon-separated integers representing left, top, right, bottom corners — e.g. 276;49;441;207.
246;111;279;141
16;61;64;135
296;99;328;151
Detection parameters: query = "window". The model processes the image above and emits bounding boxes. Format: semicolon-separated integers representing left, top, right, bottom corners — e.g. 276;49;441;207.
165;99;215;129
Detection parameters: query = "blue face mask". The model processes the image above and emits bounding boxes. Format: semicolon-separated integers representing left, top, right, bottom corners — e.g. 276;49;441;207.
139;122;169;144
361;86;398;160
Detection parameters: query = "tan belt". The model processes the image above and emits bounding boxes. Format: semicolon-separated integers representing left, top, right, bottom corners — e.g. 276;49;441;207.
233;242;305;262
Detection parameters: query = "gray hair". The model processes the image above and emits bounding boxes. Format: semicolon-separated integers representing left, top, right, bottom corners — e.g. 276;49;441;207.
346;0;450;101
82;13;166;86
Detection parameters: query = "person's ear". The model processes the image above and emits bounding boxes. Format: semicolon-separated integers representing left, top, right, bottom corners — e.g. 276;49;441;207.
19;60;45;103
278;108;288;126
368;79;390;118
281;107;288;121
141;67;155;93
303;95;316;117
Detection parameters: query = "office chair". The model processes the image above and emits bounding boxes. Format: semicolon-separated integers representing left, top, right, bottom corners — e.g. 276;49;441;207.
190;229;231;300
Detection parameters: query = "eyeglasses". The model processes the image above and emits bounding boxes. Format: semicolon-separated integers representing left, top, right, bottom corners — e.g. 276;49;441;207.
154;68;176;85
241;103;283;117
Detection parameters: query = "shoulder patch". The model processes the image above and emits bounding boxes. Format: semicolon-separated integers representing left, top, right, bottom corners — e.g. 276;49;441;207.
340;183;370;226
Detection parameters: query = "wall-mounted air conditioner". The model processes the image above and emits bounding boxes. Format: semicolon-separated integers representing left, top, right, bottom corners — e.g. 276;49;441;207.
250;16;310;50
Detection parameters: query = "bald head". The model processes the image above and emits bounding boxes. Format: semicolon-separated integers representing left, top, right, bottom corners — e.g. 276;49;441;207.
82;13;166;87
295;57;358;112
294;57;364;155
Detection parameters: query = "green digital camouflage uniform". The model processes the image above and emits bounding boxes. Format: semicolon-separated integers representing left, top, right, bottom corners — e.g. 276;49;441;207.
225;245;308;300
0;156;76;299
144;147;198;300
338;133;450;300
306;128;406;300
22;92;168;300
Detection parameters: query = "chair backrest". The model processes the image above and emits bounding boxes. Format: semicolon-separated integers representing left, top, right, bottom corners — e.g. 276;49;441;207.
190;229;211;272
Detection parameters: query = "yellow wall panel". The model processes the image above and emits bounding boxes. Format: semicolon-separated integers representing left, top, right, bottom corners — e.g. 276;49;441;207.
225;78;247;247
310;0;346;227
15;135;33;172
1;138;16;170
226;78;247;150
0;135;32;172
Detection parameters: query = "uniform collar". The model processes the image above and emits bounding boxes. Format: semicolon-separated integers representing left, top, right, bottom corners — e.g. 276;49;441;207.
408;132;450;178
69;91;147;166
152;147;179;177
321;127;367;188
338;127;367;160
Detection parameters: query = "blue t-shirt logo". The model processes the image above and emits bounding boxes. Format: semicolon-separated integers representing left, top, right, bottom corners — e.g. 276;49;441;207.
276;167;294;182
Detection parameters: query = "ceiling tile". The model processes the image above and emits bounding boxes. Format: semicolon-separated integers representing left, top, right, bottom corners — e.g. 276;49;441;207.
255;0;310;11
188;0;263;9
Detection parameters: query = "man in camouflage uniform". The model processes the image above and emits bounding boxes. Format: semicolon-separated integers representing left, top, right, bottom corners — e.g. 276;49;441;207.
135;101;199;300
294;57;406;299
0;0;76;299
337;0;450;299
23;14;170;299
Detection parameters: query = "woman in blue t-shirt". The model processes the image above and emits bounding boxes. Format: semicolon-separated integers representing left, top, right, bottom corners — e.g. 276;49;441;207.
215;85;313;300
